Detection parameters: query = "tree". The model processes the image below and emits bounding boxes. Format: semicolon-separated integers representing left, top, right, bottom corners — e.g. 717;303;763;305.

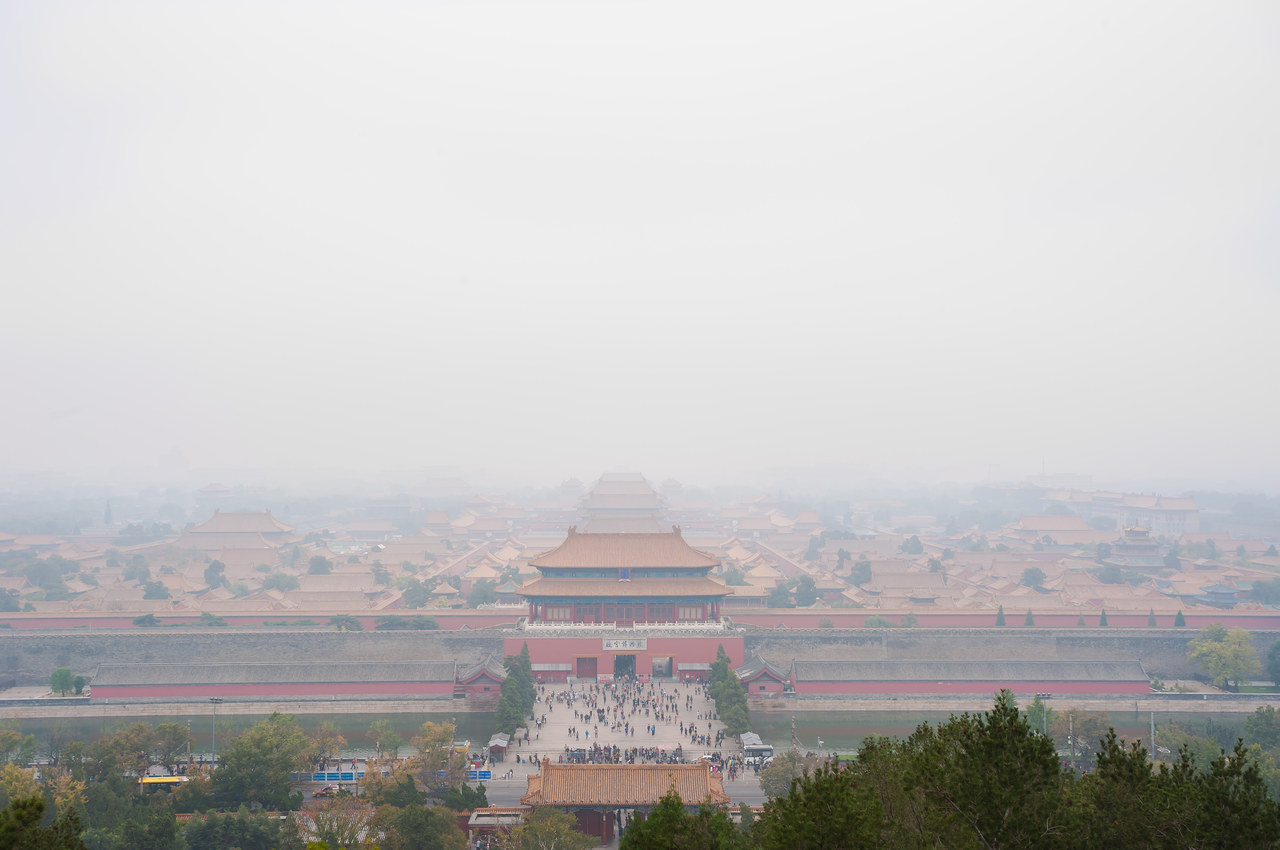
1175;609;1186;627
1268;639;1280;688
185;808;304;850
1021;567;1046;589
621;786;743;850
408;721;467;794
368;719;404;760
213;713;309;810
312;796;378;850
758;750;819;799
1099;609;1108;626
709;644;750;735
791;576;818;607
377;803;467;850
467;579;498;608
309;721;346;765
1148;608;1158;627
901;535;923;555
308;555;333;575
721;568;748;586
262;572;300;592
1023;608;1035;626
1025;695;1054;735
1244;705;1280;750
328;614;362;631
767;585;794;608
203;560;226;587
73;676;86;696
50;667;74;696
850;559;872;586
123;560;151;583
0;796;87;850
142;580;170;600
753;763;878;850
995;604;1006;626
375;615;439;630
1248;579;1280;605
506;807;592;850
132;613;160;627
1164;551;1182;570
1188;623;1261;688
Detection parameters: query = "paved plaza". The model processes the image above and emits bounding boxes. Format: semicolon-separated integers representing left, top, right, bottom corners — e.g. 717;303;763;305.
481;677;768;810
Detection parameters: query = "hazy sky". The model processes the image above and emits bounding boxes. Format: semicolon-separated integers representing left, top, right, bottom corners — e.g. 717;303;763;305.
3;2;1278;491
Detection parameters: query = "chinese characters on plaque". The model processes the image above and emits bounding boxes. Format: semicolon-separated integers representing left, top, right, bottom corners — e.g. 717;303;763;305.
603;638;647;650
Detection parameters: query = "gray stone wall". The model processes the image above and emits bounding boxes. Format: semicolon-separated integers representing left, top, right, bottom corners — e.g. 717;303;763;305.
0;629;505;687
745;628;1280;680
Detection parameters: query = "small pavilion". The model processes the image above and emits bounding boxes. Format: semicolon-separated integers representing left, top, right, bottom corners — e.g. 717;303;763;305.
521;760;730;844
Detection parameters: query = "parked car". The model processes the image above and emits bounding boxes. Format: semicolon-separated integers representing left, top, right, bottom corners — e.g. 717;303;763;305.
313;784;340;798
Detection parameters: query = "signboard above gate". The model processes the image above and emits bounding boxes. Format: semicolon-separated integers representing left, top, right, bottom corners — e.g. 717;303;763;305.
604;638;647;651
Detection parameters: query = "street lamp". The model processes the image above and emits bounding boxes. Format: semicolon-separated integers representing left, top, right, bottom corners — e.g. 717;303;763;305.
209;697;224;767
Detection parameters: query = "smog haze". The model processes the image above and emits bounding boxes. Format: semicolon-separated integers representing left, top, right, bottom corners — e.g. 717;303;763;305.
3;2;1278;492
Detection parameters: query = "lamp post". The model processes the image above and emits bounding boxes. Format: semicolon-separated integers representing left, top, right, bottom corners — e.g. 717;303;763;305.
209;697;223;768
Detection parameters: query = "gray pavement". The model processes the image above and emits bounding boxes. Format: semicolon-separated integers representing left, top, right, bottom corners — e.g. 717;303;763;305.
480;678;766;809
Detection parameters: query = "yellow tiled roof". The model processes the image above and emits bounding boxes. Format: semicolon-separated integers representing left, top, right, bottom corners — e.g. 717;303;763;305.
522;762;729;807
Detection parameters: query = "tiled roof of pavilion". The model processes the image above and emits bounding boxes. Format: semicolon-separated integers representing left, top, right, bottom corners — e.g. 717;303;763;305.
518;576;732;598
530;528;718;569
187;510;293;534
522;762;729;807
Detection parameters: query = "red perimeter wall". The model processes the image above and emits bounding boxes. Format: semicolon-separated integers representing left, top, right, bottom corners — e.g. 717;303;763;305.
91;681;455;699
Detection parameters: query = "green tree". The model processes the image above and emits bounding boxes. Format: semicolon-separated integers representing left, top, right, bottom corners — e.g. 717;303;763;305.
185;808;304;850
709;644;750;735
203;560;226;587
721;568;748;586
901;535;923;555
1174;609;1186;627
621;786;743;850
1;796;87;850
262;573;299;592
767;585;794;608
506;807;591;850
328;614;362;631
995;604;1006;626
308;555;333;575
142;580;170;600
213;713;309;810
1148;608;1158;627
758;750;818;799
791;576;818;607
753;763;878;850
376;803;467;850
1244;705;1280;750
408;721;467;794
73;676;86;695
132;614;160;627
850;559;872;585
50;667;74;696
1099;609;1108;626
467;579;498;608
1267;639;1280;688
1024;608;1035;626
1189;623;1261;688
368;719;404;760
1021;567;1046;588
